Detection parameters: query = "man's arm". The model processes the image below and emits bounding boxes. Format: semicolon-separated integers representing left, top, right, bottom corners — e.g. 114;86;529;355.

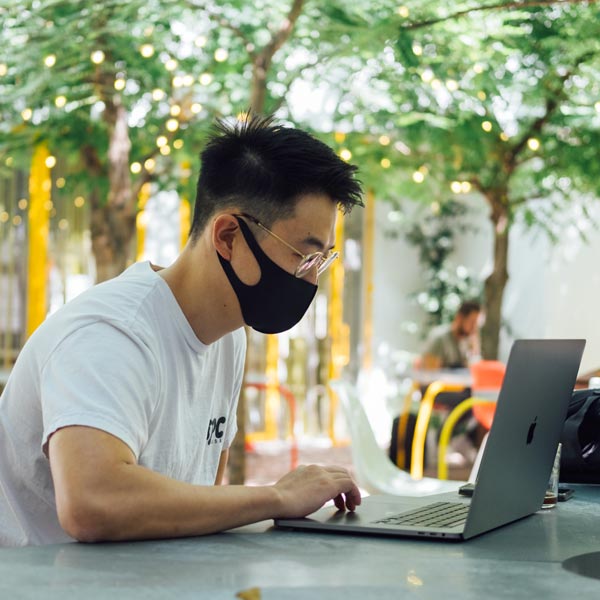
215;450;229;485
49;426;360;543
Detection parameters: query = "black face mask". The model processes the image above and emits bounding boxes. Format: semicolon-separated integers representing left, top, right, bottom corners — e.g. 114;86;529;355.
217;217;317;334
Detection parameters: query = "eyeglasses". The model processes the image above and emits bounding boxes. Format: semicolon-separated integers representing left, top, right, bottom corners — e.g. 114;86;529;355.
235;213;339;279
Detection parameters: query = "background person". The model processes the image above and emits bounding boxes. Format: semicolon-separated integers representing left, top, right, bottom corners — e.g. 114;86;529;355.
421;300;482;370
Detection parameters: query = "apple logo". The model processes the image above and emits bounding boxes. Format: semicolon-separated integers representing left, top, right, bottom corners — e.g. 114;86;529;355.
526;417;538;445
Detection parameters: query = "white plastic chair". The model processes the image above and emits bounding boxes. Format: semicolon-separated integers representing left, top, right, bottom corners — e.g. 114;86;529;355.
330;380;464;496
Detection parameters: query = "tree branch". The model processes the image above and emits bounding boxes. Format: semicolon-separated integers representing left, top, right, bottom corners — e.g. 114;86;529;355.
262;0;305;64
403;0;598;31
507;50;597;169
186;1;257;60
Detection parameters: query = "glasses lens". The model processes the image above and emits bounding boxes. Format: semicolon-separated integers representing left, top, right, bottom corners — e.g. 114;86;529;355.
295;253;323;278
316;251;339;276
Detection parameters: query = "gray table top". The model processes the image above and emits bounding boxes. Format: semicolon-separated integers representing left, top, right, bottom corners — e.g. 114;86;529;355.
2;485;600;599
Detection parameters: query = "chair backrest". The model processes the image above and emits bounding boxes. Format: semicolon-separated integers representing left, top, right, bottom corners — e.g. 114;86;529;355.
470;360;506;430
330;380;464;496
470;360;506;391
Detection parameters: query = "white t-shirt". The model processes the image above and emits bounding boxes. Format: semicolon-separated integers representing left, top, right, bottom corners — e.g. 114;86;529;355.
0;262;246;547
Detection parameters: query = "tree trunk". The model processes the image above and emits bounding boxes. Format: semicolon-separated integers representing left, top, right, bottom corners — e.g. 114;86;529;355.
481;193;510;360
90;99;136;283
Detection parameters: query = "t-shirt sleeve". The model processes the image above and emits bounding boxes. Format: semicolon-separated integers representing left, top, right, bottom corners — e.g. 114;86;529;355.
222;329;247;449
423;330;444;358
40;321;157;459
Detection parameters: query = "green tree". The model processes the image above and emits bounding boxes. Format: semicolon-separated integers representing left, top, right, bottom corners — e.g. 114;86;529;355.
1;0;599;354
323;1;600;358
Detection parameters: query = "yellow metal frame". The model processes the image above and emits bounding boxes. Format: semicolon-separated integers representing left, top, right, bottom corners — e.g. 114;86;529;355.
437;398;494;480
410;381;467;480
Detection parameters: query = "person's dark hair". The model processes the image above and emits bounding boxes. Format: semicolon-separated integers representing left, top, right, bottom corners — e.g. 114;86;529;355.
457;300;481;317
189;114;364;242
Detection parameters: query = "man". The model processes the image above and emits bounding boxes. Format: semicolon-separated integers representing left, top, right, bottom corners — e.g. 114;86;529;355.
0;115;363;546
421;300;482;370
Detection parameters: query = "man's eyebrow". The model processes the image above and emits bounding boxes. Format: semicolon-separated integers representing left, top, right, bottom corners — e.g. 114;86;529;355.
301;235;334;252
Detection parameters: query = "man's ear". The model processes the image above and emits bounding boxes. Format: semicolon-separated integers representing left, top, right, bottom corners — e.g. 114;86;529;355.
212;214;240;260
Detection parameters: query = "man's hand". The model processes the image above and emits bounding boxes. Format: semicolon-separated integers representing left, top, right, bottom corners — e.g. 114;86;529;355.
272;465;362;519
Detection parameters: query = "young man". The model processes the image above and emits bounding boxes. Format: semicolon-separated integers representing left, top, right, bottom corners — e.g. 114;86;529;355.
421;300;482;370
0;115;364;546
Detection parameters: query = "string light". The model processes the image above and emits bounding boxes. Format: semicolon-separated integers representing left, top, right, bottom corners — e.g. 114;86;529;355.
172;76;184;88
199;73;213;85
527;138;540;151
481;121;492;132
18;199;28;210
182;74;194;87
156;135;168;147
191;103;202;114
451;181;462;194
74;196;85;207
379;135;390;146
144;158;156;171
0;212;9;223
159;145;171;156
214;48;228;62
56;177;66;188
421;69;434;83
165;58;178;71
412;43;423;56
170;105;181;116
114;78;126;91
397;6;410;18
130;162;142;174
412;171;425;183
339;149;352;161
431;79;442;90
446;79;459;91
380;158;391;168
173;139;184;149
58;218;69;230
477;91;487;101
473;63;484;74
12;215;22;226
0;63;7;76
90;50;105;64
44;54;56;67
461;182;472;193
45;156;57;168
140;44;155;58
152;88;165;101
166;119;179;132
595;101;600;113
5;157;13;166
21;108;33;120
55;95;67;107
44;200;54;211
195;35;207;48
500;132;509;142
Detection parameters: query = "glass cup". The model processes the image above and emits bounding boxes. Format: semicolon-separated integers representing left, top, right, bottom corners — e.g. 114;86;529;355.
541;442;562;509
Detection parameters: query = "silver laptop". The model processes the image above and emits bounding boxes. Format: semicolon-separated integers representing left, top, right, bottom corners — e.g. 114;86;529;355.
275;339;585;541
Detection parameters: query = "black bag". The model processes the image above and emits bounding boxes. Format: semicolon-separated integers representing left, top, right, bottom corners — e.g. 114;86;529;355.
560;388;600;483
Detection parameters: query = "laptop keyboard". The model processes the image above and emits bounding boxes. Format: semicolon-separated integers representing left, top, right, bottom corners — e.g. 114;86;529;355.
373;501;469;529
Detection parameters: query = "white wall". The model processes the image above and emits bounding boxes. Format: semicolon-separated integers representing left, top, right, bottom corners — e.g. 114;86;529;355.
372;199;600;375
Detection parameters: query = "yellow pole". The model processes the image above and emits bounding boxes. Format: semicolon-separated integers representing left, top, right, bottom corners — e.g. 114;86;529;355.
135;182;151;262
362;188;376;371
328;210;349;443
180;197;191;249
265;334;279;439
26;144;51;338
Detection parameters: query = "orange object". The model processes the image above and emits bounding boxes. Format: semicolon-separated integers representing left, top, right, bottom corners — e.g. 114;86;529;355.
470;360;506;430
